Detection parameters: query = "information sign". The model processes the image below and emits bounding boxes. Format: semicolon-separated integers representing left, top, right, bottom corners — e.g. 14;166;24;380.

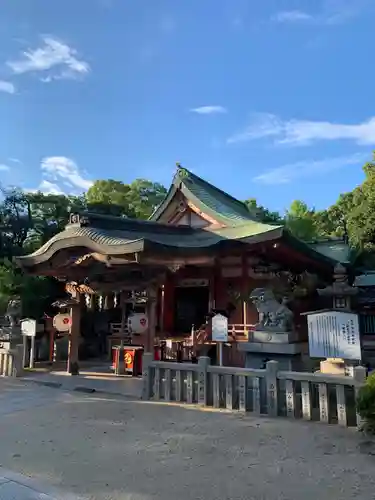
212;314;228;342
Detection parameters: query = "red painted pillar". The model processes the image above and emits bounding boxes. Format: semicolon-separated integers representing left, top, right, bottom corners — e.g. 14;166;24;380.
214;261;224;309
241;254;248;327
209;263;217;311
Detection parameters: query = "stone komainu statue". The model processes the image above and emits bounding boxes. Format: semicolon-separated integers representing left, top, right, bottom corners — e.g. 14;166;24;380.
249;288;294;332
5;297;22;328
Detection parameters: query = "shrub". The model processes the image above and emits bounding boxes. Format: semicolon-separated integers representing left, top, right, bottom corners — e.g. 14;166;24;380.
356;372;375;434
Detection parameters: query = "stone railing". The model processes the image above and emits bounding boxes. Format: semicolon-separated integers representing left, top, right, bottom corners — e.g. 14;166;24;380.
142;354;367;428
0;345;23;377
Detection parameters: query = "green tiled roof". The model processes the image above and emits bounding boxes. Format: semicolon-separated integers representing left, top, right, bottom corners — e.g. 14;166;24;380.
308;240;350;264
16;211;340;270
151;167;260;226
16;214;256;267
16;169;346;270
27;224;225;258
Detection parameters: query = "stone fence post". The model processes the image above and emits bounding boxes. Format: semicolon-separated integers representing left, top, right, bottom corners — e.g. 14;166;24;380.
198;356;210;406
266;360;279;417
142;352;154;400
354;365;367;429
13;344;24;377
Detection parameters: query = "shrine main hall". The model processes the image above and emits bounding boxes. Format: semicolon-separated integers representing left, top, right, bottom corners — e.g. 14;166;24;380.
16;166;347;371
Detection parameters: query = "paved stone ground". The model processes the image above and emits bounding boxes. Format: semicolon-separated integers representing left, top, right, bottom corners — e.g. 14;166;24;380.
21;368;142;399
0;378;375;500
0;468;84;499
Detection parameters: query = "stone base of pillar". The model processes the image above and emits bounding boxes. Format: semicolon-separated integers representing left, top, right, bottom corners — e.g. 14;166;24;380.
68;360;80;376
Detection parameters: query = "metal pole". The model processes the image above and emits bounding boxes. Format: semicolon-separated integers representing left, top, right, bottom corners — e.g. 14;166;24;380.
29;336;35;368
22;335;27;368
219;342;223;366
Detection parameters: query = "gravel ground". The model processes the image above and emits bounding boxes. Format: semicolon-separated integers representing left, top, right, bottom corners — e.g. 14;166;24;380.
0;379;374;500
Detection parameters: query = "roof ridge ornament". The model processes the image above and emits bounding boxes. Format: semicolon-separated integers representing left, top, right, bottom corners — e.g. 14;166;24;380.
176;162;189;180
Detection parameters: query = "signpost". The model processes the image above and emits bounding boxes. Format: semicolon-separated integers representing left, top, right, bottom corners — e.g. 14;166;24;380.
212;314;228;366
20;318;37;369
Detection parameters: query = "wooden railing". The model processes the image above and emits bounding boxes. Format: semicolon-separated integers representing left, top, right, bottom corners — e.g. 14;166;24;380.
109;323;130;336
190;322;256;347
0;345;23;377
228;323;256;341
142;356;367;428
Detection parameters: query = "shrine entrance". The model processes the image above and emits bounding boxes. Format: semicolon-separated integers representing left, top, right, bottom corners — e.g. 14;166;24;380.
174;286;209;333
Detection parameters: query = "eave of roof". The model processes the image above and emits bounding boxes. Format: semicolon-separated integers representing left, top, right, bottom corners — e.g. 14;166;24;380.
15;211;340;271
14;220;231;268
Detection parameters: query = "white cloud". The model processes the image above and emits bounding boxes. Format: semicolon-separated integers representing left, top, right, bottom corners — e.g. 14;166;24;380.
190;105;227;115
272;11;313;23
253;153;367;185
272;0;370;26
36;180;65;195
0;164;10;171
41;156;93;193
7;36;90;81
227;113;375;146
0;80;16;94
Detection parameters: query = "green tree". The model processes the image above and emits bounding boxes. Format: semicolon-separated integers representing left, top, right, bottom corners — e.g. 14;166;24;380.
244;198;283;224
86;180;132;217
0;259;61;317
285;200;318;241
0;187;33;258
24;192;87;252
127;179;167;219
345;172;374;249
86;178;167;219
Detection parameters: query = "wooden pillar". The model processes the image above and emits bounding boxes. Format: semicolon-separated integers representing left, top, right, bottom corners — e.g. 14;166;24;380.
145;286;158;353
160;285;165;333
242;254;248;329
209;264;217;311
163;275;174;332
67;294;81;375
120;291;126;338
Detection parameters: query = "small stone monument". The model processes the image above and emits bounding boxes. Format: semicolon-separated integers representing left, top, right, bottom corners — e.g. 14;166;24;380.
238;287;307;370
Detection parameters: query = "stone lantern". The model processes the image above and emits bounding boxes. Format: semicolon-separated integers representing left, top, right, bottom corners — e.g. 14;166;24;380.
317;263;358;311
312;263;360;376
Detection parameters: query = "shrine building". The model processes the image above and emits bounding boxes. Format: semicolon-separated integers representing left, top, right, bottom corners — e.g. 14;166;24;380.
15;166;346;372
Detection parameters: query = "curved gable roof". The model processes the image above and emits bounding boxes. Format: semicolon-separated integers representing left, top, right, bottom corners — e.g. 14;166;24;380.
150;166;259;226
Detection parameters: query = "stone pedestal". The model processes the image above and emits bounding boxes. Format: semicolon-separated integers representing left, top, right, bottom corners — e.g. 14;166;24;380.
238;331;308;371
0;326;22;350
320;358;355;376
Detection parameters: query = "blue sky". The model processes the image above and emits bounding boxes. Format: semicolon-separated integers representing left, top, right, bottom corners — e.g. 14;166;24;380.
0;0;374;214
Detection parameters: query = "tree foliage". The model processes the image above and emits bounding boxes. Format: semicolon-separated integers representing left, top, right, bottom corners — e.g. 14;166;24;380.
244;198;284;224
86;179;167;219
